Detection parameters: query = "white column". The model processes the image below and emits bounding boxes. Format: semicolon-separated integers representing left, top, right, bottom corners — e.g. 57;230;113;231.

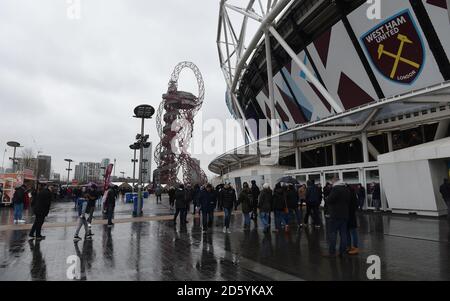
362;132;369;163
434;119;450;140
295;148;302;170
332;144;337;166
387;132;393;152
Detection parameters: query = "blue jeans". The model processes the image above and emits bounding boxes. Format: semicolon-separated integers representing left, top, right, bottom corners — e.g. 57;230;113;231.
260;212;270;230
243;212;251;227
224;208;232;228
328;218;348;255
274;210;284;230
202;210;214;229
14;203;23;220
283;211;290;226
347;228;359;248
289;208;302;225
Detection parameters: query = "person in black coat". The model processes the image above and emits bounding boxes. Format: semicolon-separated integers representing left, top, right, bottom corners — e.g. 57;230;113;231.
104;184;116;227
199;184;217;232
304;180;321;228
356;184;366;211
346;185;359;255
29;183;54;240
219;183;237;233
286;184;298;230
250;180;260;223
325;179;351;257
272;183;287;232
174;184;187;225
13;184;26;224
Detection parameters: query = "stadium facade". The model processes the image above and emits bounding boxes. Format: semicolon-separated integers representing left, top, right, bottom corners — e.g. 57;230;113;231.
210;0;450;216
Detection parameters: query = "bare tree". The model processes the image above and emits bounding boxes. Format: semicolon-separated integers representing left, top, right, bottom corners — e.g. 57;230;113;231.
21;148;36;170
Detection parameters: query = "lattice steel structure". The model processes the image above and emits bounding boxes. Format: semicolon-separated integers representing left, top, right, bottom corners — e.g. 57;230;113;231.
155;62;208;186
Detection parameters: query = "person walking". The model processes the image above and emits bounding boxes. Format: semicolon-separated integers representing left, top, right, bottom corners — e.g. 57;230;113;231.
192;184;201;215
372;183;381;212
323;182;332;218
238;182;253;230
168;186;176;210
304;180;321;228
272;183;287;233
220;183;237;233
73;192;92;242
258;183;272;233
184;184;194;223
104;184;116;227
250;180;260;226
29;183;53;240
174;184;187;226
347;184;359;255
324;177;351;257
356;184;366;211
286;184;298;231
199;184;217;232
155;185;162;204
12;184;26;224
86;184;99;235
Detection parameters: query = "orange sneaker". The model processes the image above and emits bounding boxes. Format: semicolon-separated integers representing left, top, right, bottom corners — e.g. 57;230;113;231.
348;248;359;255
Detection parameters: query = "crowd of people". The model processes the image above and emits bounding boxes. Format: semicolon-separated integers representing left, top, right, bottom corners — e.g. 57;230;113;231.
165;177;374;257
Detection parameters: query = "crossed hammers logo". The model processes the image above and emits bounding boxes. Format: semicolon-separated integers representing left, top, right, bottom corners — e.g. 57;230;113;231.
377;34;421;79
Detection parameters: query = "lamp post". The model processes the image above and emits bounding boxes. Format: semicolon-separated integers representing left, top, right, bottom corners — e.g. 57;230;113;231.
64;159;73;188
1;148;7;174
7;141;22;173
130;143;140;193
133;104;155;217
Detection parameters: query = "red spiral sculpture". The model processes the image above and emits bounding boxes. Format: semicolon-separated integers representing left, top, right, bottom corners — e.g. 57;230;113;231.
154;62;208;186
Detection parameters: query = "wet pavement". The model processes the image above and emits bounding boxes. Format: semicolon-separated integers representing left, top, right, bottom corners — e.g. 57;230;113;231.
0;196;449;281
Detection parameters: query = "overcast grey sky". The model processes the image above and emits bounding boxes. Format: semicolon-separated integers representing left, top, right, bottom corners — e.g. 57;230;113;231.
0;0;245;180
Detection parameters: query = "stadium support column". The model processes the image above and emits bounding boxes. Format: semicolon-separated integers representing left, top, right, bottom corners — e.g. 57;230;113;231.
265;30;277;125
332;144;337;166
387;132;394;152
362;132;369;163
434;120;450;140
295;148;302;170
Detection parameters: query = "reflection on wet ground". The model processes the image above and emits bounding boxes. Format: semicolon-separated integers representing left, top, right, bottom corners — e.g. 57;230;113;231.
0;196;449;281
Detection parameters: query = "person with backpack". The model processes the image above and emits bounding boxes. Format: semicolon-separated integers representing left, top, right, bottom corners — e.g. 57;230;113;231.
29;183;54;240
74;188;92;242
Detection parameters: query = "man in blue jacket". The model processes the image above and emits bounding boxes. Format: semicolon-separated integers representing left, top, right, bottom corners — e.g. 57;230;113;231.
199;184;217;232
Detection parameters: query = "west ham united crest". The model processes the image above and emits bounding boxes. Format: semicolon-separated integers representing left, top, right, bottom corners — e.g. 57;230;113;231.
361;9;425;85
